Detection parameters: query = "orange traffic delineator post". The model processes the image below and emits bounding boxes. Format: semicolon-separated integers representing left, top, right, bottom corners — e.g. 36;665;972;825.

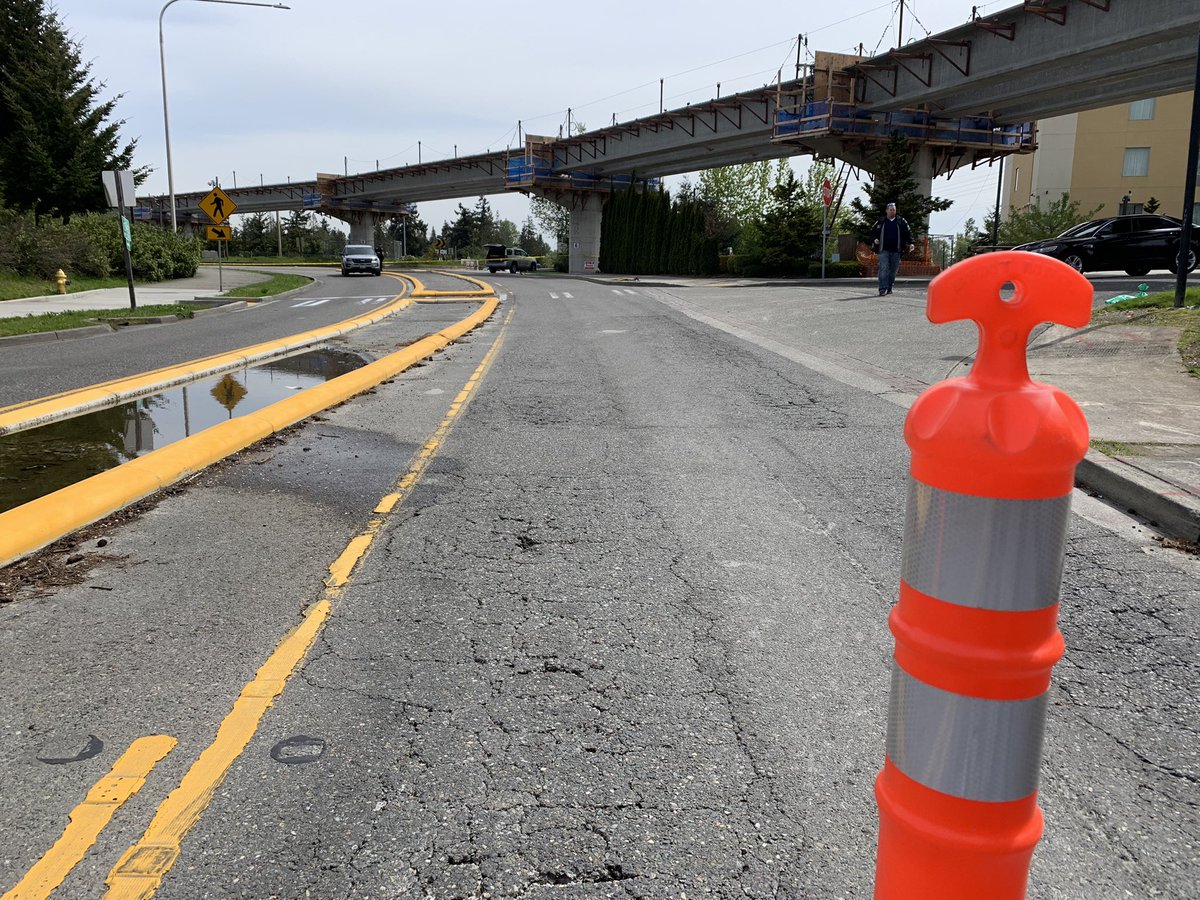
874;251;1093;899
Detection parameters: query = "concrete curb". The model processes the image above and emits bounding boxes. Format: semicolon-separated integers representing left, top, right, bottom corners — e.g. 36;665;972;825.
0;294;500;568
0;324;116;347
1076;449;1200;543
0;282;419;437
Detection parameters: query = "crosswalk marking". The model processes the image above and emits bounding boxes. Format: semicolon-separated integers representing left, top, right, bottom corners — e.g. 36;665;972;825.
562;292;573;299
291;296;388;308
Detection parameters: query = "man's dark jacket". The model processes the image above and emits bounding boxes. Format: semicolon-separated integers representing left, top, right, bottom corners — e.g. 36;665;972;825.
870;215;914;252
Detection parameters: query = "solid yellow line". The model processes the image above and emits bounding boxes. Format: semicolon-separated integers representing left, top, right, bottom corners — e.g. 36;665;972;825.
3;736;176;900
104;602;332;900
101;302;513;900
0;297;499;569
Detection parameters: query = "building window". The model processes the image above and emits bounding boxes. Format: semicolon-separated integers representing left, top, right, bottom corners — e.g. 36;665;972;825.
1129;203;1144;215
1123;147;1150;177
1129;99;1155;120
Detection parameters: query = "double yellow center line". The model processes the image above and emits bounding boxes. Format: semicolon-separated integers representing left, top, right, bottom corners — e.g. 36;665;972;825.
5;303;513;900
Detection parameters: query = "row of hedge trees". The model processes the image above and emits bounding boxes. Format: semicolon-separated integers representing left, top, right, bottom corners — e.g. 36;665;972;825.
599;186;719;276
0;207;200;281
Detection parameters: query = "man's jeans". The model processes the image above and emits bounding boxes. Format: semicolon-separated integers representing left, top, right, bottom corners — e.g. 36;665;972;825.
878;250;901;293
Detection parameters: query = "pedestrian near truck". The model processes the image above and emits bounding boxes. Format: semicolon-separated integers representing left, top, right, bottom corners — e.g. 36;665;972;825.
871;201;914;296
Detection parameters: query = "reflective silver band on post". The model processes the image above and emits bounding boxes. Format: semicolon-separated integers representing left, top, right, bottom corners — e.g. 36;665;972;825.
901;479;1071;612
887;663;1047;803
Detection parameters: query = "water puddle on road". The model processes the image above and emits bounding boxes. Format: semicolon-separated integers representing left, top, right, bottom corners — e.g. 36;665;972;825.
0;347;369;513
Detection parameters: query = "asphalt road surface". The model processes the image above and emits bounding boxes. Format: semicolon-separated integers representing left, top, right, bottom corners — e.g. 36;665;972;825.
0;274;1195;898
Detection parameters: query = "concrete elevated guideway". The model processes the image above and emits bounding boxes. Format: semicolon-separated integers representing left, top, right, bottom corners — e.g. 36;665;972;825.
849;0;1200;121
139;0;1200;273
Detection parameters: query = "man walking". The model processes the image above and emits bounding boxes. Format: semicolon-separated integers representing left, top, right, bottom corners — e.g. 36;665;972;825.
870;201;914;296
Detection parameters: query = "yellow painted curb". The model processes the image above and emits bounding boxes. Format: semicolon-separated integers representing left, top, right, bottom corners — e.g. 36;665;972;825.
407;270;495;298
0;296;499;569
0;276;421;437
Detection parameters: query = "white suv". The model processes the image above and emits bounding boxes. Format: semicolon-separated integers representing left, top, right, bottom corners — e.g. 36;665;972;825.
341;245;382;276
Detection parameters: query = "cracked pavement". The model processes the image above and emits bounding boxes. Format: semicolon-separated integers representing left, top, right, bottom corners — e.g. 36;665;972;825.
0;277;1196;898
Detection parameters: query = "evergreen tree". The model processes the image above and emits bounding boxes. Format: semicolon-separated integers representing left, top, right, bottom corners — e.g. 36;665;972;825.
849;132;951;239
444;203;478;255
518;217;550;256
0;0;141;220
756;168;821;276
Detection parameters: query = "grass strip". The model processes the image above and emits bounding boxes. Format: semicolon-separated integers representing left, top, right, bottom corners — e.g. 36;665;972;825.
1089;439;1146;457
1092;287;1200;375
0;304;204;337
221;272;311;298
0;272;132;302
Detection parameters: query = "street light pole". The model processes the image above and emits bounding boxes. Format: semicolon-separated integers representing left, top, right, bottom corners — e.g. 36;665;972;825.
159;0;289;232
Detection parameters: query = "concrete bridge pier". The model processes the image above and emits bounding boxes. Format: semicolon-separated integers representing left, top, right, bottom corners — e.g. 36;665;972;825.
332;210;387;245
568;196;602;276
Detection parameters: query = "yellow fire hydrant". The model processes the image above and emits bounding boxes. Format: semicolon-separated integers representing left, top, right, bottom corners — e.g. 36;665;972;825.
55;269;68;294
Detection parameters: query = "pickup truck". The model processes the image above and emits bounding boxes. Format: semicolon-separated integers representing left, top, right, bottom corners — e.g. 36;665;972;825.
484;244;538;273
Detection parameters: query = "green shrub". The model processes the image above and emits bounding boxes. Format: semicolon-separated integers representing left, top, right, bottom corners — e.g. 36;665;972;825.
807;260;863;278
0;208;200;281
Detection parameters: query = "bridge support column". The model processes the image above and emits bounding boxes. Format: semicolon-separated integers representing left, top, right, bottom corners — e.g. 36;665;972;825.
910;145;936;201
568;196;602;276
330;210;387;245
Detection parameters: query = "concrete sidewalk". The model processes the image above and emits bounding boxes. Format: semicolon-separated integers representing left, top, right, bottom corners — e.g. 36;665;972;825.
1027;319;1200;543
0;266;274;319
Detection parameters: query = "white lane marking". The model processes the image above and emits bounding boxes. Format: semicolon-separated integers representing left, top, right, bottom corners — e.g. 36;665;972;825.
562;292;573;299
611;289;623;295
292;297;336;307
549;292;560;299
600;329;627;334
623;289;638;295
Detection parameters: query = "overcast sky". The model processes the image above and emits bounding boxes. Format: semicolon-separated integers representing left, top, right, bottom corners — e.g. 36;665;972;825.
50;0;1018;238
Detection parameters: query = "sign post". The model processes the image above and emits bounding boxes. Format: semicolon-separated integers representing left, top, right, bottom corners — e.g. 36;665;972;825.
200;185;237;293
821;178;833;280
103;170;138;309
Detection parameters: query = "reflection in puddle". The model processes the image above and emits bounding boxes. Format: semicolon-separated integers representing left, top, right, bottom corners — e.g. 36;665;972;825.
0;347;369;513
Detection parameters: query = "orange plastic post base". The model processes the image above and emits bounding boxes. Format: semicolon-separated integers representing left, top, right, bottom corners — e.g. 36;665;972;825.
874;761;1042;900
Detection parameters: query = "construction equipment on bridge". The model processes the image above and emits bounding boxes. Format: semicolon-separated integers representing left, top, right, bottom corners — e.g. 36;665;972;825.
773;52;1035;177
506;135;660;197
874;252;1093;898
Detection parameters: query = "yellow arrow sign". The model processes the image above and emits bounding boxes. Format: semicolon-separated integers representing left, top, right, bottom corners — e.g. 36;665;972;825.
206;225;231;241
210;374;247;415
199;186;236;225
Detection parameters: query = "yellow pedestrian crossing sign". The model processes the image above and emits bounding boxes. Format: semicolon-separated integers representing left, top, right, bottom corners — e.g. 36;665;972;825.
206;225;231;241
199;186;236;225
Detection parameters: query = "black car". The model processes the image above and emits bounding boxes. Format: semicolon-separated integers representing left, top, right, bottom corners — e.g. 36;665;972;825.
1014;215;1198;276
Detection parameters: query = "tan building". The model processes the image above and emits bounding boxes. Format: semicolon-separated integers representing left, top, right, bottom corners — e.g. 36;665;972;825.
1003;92;1197;222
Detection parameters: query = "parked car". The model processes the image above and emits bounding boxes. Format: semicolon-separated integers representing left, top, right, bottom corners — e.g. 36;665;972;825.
341;244;382;276
484;244;538;273
1014;215;1198;276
